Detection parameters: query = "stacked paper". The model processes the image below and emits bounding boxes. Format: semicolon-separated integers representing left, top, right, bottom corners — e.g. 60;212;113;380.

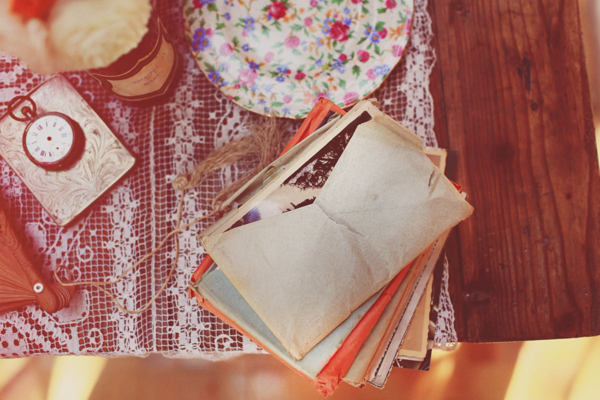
190;100;473;396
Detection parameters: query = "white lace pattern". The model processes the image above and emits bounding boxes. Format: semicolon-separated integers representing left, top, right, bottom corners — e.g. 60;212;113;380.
0;0;456;358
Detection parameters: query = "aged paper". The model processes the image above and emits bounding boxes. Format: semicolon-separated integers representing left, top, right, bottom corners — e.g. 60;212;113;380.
343;251;428;386
201;100;385;238
397;275;433;361
367;230;451;387
344;147;448;386
193;265;382;380
202;109;473;360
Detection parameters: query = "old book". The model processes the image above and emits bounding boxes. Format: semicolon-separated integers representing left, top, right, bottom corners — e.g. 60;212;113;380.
343;148;449;387
366;230;451;387
397;275;434;361
200;100;473;361
191;145;451;392
193;264;383;380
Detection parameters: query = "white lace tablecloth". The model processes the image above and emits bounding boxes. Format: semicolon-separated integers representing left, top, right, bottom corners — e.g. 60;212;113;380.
0;0;456;358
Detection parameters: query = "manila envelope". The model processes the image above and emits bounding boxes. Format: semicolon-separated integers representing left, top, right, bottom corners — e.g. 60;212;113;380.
202;118;474;360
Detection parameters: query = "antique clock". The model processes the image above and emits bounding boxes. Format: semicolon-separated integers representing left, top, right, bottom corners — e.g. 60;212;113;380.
9;95;85;171
22;111;85;171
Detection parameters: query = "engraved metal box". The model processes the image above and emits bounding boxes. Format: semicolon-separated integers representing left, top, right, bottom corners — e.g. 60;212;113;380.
0;75;135;225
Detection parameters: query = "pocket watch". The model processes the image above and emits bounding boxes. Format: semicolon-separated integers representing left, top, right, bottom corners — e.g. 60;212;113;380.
9;96;85;171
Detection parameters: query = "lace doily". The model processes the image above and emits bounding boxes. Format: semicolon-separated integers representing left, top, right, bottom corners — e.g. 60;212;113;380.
0;0;456;358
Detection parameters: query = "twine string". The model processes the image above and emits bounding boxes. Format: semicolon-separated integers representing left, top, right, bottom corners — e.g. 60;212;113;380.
53;191;222;314
53;116;289;314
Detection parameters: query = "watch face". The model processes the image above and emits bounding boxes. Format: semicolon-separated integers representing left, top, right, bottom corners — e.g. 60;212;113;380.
23;113;82;170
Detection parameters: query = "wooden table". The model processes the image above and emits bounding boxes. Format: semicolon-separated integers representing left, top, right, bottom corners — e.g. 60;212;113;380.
0;0;597;356
429;0;600;341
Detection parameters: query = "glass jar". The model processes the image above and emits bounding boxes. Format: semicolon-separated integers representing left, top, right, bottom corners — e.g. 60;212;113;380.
87;7;180;104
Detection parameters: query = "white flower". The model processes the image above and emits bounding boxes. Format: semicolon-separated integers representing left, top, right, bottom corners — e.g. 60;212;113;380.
0;0;151;74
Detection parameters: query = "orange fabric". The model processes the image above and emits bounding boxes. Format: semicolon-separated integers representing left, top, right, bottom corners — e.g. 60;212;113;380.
451;181;463;193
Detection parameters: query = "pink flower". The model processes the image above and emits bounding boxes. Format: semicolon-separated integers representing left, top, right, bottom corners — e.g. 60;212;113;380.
379;28;387;39
219;43;233;56
284;35;300;48
386;0;397;8
268;1;287;20
238;68;258;86
366;69;376;80
205;28;213;37
339;53;347;61
264;51;274;62
357;50;370;63
312;92;330;105
351;0;362;3
344;92;359;106
295;71;306;80
392;45;403;57
283;95;292;104
304;17;313;26
329;21;350;42
310;0;318;6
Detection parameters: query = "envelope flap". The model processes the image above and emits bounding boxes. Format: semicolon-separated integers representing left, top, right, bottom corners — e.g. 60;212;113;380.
195;266;382;380
202;118;473;361
315;119;473;269
204;203;391;360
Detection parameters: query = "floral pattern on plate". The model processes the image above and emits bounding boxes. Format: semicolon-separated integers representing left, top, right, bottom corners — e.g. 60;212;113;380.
183;0;413;118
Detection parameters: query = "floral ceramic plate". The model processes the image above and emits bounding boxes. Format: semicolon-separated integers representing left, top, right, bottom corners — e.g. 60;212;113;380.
183;0;414;118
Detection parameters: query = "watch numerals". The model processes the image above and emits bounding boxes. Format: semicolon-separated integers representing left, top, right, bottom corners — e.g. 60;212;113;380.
25;114;80;168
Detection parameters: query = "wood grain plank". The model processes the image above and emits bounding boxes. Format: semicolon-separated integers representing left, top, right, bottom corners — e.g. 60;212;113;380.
429;0;600;341
426;0;471;341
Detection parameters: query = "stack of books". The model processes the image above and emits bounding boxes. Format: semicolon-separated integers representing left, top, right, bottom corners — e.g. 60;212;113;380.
190;100;473;395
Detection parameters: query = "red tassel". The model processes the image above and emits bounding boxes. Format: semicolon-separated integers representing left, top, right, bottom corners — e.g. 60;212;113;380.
0;197;74;314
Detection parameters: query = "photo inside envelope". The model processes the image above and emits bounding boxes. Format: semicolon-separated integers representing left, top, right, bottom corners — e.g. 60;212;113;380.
201;100;473;361
228;111;372;231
